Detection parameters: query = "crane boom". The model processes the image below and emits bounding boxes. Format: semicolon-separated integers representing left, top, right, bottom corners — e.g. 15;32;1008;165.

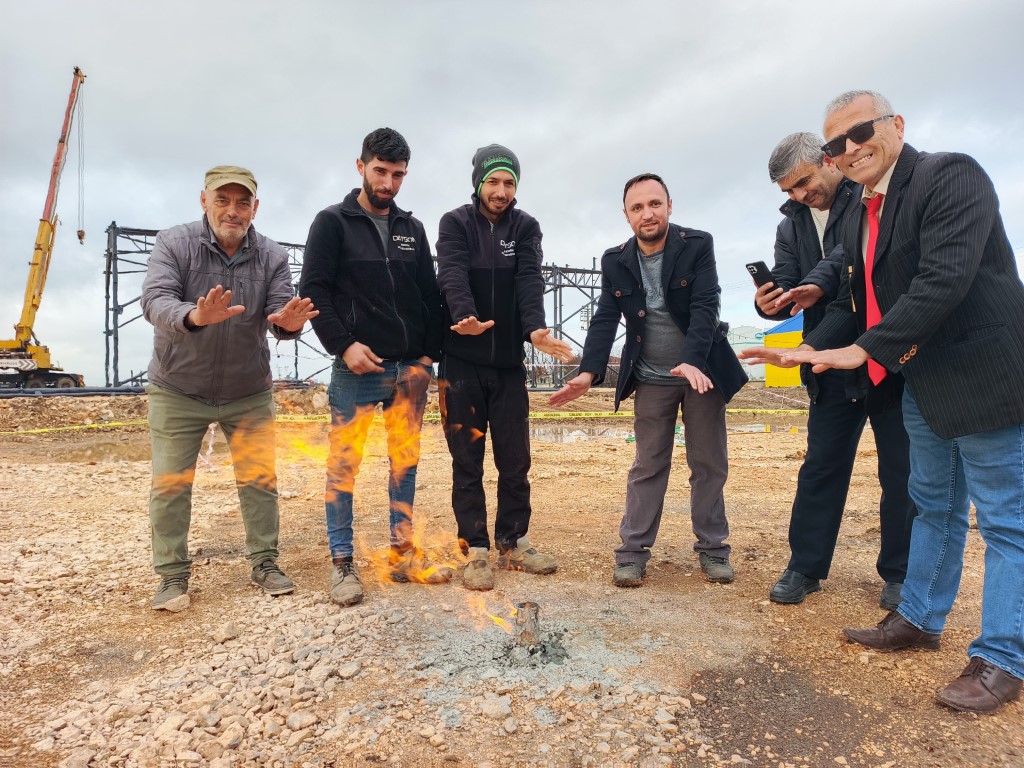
1;66;87;388
15;66;86;345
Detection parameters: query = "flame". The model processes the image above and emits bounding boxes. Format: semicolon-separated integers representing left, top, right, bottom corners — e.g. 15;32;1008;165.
464;593;517;634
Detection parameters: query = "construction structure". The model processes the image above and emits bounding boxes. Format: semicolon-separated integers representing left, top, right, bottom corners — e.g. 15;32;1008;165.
102;223;616;389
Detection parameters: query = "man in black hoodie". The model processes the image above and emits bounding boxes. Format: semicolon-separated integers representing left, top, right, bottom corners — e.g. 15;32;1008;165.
300;128;447;607
436;144;573;591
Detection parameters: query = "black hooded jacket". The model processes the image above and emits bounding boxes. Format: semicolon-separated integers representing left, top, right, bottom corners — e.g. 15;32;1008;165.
435;196;546;368
300;189;443;361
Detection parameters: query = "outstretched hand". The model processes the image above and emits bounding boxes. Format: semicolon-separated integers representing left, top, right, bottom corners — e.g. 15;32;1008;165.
669;362;714;393
191;285;245;327
451;316;495;335
269;296;319;332
548;372;594;407
530;328;574;363
775;284;824;316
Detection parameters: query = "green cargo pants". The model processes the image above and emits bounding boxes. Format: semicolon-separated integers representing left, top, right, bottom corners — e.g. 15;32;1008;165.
147;385;280;577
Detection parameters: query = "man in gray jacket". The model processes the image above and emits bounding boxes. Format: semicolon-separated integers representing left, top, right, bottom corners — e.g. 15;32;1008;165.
141;165;318;613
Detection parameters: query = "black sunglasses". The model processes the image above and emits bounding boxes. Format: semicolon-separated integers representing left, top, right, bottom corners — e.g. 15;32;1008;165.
821;115;894;158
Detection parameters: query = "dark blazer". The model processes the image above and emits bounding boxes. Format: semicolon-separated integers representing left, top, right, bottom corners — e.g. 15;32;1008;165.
758;179;866;403
805;144;1024;439
579;224;748;410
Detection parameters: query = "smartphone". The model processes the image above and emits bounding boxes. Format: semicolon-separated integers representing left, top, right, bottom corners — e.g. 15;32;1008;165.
745;261;775;288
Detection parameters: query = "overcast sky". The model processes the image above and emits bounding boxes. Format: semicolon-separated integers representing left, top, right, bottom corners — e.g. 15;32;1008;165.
2;0;1022;385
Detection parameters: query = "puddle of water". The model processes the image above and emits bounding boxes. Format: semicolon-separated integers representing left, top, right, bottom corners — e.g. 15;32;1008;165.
529;425;633;443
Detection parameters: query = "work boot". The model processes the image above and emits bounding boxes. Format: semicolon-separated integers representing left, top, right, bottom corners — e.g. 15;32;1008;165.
152;575;190;613
613;562;645;588
699;552;735;584
880;581;904;611
497;537;558;574
936;658;1023;714
330;558;364;607
843;611;941;652
251;560;295;595
387;546;454;584
462;549;494;591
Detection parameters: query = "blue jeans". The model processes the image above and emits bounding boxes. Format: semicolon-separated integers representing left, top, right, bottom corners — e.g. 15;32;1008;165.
898;388;1024;679
325;358;431;558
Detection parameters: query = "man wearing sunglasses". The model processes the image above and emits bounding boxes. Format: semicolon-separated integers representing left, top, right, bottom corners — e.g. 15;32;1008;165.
752;133;915;611
742;90;1024;714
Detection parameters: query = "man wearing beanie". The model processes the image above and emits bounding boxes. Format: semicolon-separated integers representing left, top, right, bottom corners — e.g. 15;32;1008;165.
141;166;319;612
436;144;573;590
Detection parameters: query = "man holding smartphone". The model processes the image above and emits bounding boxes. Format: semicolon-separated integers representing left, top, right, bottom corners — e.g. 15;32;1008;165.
751;132;916;610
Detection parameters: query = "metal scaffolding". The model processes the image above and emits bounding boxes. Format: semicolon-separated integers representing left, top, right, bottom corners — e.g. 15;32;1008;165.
103;222;619;388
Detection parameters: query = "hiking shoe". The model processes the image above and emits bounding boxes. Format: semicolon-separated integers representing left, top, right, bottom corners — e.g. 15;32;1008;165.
613;562;645;587
330;559;364;607
387;547;454;585
152;575;190;612
497;537;557;575
699;552;734;584
251;560;295;595
462;550;494;591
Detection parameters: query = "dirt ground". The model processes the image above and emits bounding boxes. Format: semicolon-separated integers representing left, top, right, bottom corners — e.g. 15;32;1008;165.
2;384;1022;767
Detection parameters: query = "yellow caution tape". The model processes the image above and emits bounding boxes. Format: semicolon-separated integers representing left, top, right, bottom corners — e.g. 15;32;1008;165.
0;420;149;436
2;407;807;436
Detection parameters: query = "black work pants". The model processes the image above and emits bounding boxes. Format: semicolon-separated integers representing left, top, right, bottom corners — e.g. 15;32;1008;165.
788;372;917;583
439;355;532;552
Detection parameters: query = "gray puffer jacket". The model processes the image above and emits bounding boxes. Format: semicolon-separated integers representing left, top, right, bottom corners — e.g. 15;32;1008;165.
141;218;299;405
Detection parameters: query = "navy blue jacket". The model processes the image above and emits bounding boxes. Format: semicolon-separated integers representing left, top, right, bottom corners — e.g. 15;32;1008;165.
579;224;747;410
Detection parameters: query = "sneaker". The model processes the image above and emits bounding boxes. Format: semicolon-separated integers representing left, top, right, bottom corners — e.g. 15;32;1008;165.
612;562;645;587
152;575;190;612
251;560;295;595
387;547;454;584
462;550;494;591
699;552;734;584
496;537;558;575
330;558;364;607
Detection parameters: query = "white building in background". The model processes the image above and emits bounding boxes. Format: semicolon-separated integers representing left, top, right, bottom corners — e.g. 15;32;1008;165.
727;325;767;382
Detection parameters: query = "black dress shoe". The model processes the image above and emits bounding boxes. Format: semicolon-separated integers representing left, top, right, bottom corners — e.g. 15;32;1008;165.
843;610;941;651
880;581;903;610
770;570;821;604
936;657;1023;714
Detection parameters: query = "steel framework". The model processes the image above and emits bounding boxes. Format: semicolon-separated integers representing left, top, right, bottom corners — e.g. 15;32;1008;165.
102;222;622;388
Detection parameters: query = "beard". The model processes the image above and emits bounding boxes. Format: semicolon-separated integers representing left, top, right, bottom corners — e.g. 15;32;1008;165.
363;176;394;211
636;221;668;243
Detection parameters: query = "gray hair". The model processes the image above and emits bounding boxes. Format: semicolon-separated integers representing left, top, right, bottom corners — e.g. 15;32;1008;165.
768;132;826;184
825;90;894;118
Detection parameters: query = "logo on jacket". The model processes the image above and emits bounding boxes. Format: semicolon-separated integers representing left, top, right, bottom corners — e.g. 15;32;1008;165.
500;239;516;258
393;234;416;252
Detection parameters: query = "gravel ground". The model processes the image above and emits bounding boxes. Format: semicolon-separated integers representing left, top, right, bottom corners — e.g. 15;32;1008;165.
2;386;1022;767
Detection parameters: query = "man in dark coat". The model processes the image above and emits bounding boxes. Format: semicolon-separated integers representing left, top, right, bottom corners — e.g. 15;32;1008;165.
550;173;747;587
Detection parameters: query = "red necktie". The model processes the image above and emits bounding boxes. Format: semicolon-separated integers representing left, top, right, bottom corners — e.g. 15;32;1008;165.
864;194;886;385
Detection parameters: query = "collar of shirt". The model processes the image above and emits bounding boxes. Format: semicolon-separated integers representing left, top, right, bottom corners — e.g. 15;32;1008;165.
861;160;897;203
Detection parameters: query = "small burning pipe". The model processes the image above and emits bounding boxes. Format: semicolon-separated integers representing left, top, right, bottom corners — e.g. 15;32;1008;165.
514;601;541;647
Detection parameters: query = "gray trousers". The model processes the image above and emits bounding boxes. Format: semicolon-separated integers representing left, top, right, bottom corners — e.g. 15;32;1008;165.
616;381;731;566
148;385;280;577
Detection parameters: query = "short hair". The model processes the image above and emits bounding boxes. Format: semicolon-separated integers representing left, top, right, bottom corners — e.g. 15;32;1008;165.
360;127;411;165
824;90;894;119
768;132;826;184
622;173;670;204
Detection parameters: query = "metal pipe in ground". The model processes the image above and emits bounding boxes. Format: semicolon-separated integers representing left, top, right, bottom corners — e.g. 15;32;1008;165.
514;601;541;647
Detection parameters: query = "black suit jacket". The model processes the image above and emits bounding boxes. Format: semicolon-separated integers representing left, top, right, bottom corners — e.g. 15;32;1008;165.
579;224;748;410
805;144;1024;439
